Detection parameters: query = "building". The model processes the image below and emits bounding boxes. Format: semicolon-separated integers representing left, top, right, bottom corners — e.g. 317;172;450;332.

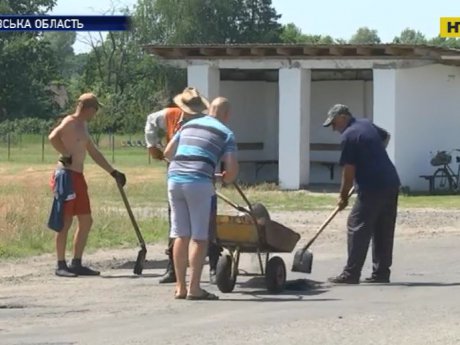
145;43;460;191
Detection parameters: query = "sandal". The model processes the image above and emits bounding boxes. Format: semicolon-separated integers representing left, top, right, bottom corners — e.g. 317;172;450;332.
186;289;219;301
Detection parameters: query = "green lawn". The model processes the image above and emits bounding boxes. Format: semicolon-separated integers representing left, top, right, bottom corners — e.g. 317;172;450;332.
0;133;151;165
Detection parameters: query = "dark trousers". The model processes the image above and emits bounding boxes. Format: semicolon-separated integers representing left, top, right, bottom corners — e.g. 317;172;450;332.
165;195;222;271
344;187;399;279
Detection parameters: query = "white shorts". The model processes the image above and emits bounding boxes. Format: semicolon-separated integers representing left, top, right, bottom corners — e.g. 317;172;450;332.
168;181;215;241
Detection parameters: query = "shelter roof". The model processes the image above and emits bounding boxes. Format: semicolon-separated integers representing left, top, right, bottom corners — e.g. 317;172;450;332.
144;43;460;65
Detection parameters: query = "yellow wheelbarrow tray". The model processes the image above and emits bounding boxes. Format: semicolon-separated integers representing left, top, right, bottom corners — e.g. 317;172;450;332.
214;182;301;294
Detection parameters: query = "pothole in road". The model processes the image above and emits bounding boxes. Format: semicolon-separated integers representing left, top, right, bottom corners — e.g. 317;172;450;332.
19;343;76;345
0;304;27;309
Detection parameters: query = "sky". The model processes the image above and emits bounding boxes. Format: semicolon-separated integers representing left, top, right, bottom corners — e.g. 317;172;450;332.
51;0;460;54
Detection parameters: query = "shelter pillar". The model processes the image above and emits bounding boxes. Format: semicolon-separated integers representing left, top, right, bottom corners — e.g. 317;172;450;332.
278;68;311;189
373;68;397;162
187;64;220;102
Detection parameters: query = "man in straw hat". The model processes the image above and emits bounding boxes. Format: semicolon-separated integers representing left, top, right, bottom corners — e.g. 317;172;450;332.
163;96;239;300
48;92;127;277
144;87;222;284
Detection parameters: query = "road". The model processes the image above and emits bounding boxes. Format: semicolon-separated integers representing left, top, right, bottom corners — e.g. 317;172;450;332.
1;209;460;345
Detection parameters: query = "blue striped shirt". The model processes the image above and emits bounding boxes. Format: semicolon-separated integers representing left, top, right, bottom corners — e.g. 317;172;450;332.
168;116;237;183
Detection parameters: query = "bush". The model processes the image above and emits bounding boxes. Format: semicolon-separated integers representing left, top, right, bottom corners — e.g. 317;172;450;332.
0;118;55;136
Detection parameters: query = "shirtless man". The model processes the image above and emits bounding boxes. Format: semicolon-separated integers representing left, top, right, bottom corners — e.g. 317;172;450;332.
48;93;126;277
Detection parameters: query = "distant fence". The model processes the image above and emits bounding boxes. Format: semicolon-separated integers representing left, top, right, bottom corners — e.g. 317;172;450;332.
0;132;153;165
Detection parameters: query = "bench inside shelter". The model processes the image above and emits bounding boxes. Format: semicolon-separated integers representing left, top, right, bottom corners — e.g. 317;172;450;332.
310;143;341;180
419;174;435;194
236;142;342;181
237;142;278;177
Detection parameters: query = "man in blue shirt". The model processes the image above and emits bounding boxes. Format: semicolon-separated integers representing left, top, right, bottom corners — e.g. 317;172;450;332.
323;104;400;284
164;97;239;299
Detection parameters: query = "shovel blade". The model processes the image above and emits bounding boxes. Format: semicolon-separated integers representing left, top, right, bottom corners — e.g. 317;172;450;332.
291;248;313;273
251;203;270;226
133;246;147;275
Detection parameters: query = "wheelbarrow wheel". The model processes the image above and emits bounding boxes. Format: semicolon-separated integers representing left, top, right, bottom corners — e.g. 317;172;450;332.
265;256;286;293
216;254;237;293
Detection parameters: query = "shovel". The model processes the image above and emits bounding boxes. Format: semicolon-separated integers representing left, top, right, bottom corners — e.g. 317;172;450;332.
232;182;270;226
215;180;271;226
116;182;147;275
292;187;355;274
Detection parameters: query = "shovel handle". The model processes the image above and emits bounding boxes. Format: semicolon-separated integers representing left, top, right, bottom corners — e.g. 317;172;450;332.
215;178;254;212
116;182;146;246
232;182;254;212
216;191;250;214
301;186;355;252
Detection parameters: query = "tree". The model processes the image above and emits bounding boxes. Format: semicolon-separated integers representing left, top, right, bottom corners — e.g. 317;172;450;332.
238;0;282;43
0;0;59;121
43;32;77;78
134;0;282;44
0;36;59;120
279;24;338;44
393;28;426;44
280;23;306;43
302;34;336;44
134;0;238;44
44;32;76;61
317;35;335;44
349;27;381;44
0;0;55;15
74;4;186;136
427;36;460;49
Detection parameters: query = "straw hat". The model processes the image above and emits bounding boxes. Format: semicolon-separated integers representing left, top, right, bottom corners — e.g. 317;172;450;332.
173;87;209;115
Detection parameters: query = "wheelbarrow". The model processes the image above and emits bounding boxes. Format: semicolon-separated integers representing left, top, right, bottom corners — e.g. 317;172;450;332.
215;182;300;293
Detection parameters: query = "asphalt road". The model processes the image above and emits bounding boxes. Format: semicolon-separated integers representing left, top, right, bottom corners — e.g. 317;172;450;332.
1;232;459;345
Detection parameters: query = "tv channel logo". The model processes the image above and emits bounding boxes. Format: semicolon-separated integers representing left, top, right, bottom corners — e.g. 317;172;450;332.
440;17;460;37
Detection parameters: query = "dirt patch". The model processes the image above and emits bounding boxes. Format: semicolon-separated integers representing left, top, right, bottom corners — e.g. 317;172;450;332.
0;166;53;185
1;208;459;282
269;208;460;238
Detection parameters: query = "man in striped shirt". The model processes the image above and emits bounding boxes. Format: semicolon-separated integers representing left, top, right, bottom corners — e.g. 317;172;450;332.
164;97;239;300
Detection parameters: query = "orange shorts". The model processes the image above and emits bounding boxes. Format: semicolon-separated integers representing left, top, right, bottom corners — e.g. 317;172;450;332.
50;170;91;216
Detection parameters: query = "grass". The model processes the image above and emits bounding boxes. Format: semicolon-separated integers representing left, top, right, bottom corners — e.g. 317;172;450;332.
0;161;170;259
1;134;460;258
217;185;337;211
0;133;150;165
398;194;460;209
